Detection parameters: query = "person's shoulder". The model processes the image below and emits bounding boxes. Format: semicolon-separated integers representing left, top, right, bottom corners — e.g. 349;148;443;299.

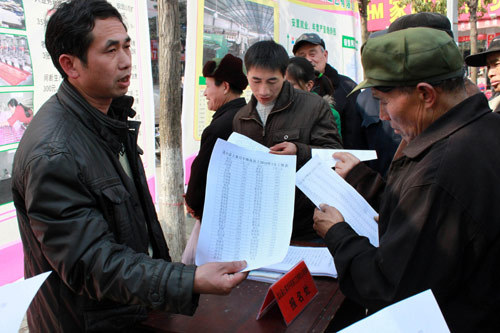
294;88;325;104
16;96;77;159
337;73;358;88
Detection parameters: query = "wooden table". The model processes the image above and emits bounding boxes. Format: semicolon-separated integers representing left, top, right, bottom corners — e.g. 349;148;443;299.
138;277;344;332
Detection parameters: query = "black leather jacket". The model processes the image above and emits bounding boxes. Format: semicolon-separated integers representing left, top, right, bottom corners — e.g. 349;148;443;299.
12;80;198;332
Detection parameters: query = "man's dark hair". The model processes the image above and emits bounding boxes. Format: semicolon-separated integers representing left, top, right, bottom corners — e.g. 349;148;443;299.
45;0;125;78
244;40;289;75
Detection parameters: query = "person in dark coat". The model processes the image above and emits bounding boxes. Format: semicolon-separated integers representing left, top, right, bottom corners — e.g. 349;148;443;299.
11;1;247;331
293;32;364;149
314;28;500;332
185;54;248;221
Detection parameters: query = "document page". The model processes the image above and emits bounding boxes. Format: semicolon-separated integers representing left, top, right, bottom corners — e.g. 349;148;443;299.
227;132;269;152
312;149;377;168
196;139;296;271
262;246;337;278
296;156;379;247
0;271;51;333
339;290;450;333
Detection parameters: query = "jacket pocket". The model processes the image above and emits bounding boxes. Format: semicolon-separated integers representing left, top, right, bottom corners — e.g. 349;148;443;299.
272;128;300;143
90;177;133;243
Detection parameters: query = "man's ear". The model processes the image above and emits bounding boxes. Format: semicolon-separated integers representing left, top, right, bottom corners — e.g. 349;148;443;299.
416;82;437;108
58;54;80;79
324;49;328;62
223;81;231;94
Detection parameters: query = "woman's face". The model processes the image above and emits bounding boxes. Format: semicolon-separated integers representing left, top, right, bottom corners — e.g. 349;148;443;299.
204;77;227;111
8;104;15;113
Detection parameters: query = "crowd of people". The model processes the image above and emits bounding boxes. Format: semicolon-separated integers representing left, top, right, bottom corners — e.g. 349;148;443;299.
11;0;499;331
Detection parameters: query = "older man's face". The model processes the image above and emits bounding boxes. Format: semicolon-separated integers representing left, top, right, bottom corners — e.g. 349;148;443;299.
487;52;500;93
372;87;429;143
294;43;328;74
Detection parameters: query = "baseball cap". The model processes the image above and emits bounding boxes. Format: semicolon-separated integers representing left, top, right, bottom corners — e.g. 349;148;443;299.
350;27;464;94
292;33;326;54
465;36;500;67
202;54;248;91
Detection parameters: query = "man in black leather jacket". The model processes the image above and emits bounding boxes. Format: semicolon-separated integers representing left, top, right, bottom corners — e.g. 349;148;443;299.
11;1;247;332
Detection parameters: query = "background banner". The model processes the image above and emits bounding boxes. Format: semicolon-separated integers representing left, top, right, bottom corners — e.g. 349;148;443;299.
182;0;362;162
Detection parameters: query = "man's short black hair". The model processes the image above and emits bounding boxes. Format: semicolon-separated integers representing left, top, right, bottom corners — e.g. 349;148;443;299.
244;40;289;75
45;0;125;78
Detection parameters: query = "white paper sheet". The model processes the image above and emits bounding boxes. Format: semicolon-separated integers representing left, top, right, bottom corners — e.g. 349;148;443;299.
312;149;377;168
339;290;450;333
0;271;51;333
262;246;337;278
196;139;296;271
296;156;379;247
227;132;269;152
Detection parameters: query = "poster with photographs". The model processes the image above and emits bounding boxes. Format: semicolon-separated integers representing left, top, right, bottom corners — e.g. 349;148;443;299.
182;0;362;158
0;33;32;86
0;90;33;145
0;0;26;30
0;149;14;205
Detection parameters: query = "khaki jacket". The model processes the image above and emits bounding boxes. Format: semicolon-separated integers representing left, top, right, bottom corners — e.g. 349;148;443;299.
233;81;342;239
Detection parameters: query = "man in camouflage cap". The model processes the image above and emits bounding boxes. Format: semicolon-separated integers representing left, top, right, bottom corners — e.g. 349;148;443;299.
314;27;500;332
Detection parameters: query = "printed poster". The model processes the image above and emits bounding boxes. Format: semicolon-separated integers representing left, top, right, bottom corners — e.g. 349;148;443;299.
182;0;362;161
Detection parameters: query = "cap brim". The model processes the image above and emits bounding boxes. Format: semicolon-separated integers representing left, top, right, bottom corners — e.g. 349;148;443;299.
293;40;320;54
465;52;488;67
466;47;500;66
347;78;393;96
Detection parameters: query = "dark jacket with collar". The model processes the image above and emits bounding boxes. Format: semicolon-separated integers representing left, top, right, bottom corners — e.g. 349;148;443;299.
185;97;247;220
318;64;365;149
355;88;401;177
233;80;342;240
325;93;500;332
12;80;198;333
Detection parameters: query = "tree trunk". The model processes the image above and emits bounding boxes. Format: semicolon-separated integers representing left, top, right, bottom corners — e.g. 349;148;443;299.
468;0;478;84
158;0;186;261
358;0;369;45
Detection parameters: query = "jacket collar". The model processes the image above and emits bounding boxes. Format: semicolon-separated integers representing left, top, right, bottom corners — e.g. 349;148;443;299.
403;93;490;159
213;97;246;120
243;80;295;121
324;63;340;87
57;80;136;155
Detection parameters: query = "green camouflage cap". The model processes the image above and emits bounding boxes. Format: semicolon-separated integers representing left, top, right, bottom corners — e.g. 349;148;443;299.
351;27;464;94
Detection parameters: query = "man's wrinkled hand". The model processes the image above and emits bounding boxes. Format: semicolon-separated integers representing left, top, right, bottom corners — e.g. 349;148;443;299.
193;261;248;295
313;204;345;238
269;142;297;155
333;152;360;179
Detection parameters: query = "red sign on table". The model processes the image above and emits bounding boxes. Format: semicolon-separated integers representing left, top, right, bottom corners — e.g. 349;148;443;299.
256;260;318;325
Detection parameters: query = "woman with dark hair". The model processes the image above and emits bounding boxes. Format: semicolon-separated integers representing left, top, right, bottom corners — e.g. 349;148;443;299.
183;53;248;263
286;57;342;137
1;98;33;128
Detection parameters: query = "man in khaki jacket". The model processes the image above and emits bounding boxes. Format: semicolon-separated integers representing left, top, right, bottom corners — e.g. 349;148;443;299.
233;40;342;241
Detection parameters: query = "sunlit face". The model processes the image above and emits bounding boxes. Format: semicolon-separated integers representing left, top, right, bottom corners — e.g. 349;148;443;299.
204;77;226;111
486;52;500;93
247;66;285;105
372;87;427;143
294;44;328;73
69;17;131;111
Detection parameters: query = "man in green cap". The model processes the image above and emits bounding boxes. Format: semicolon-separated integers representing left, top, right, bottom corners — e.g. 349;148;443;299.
313;27;500;331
